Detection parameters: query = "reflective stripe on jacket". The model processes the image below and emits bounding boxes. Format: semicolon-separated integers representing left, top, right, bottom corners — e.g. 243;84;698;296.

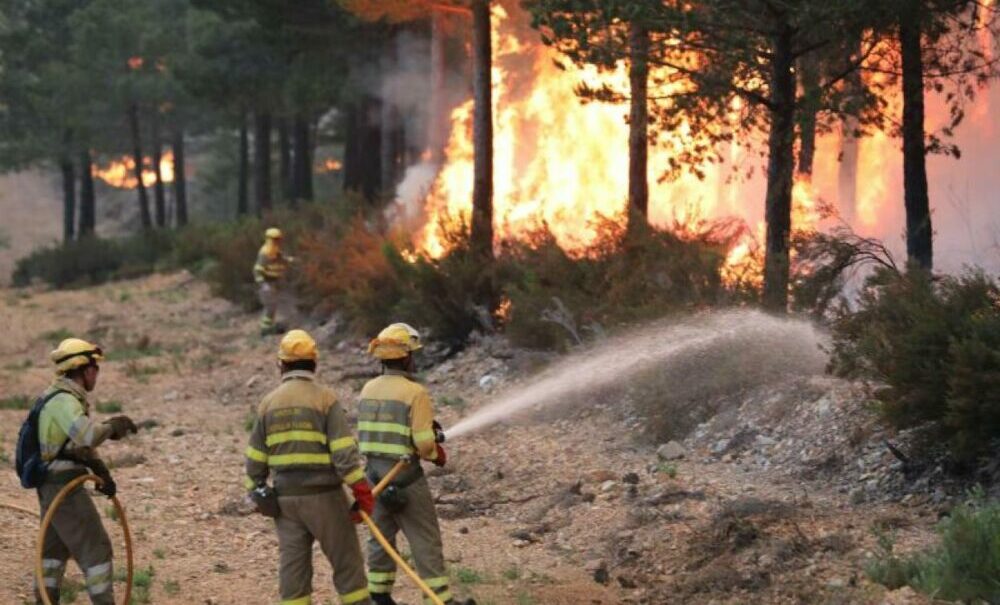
245;371;365;492
253;243;287;283
357;370;438;464
37;377;112;473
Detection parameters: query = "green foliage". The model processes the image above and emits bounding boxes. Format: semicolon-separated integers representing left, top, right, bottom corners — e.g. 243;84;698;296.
455;567;484;585
867;490;1000;602
163;578;180;595
96;400;124;414
59;577;84;603
13;232;177;288
829;268;1000;459
0;394;31;410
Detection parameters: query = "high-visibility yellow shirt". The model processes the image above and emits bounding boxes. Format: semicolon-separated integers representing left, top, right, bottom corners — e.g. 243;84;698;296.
37;377;112;472
357;370;438;463
252;242;288;283
245;370;365;492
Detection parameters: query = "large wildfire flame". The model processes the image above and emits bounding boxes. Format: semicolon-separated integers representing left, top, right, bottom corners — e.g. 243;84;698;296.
95;152;175;189
406;2;998;275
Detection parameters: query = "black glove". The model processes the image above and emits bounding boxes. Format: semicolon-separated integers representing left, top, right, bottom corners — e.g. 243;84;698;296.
83;459;117;498
432;420;446;443
104;415;138;440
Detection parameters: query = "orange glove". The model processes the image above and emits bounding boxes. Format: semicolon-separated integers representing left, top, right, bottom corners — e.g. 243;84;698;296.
349;480;374;524
432;444;447;467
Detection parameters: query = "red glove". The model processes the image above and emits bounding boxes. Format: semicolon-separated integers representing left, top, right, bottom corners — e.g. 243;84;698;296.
432;444;447;467
349;480;374;524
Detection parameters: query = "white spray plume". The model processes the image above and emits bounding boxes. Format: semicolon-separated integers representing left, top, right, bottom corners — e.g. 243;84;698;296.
445;310;827;440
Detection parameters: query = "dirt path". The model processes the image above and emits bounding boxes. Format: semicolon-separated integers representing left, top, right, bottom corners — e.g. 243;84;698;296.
0;273;936;604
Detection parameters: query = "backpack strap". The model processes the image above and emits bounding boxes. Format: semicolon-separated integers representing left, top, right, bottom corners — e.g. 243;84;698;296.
33;389;76;462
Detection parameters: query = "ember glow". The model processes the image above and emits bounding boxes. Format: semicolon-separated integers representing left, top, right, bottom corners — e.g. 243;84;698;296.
95;152;174;189
405;2;1000;274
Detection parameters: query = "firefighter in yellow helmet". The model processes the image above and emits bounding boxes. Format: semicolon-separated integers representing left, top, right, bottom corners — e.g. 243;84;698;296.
31;339;137;604
360;323;470;605
253;227;291;335
245;329;374;605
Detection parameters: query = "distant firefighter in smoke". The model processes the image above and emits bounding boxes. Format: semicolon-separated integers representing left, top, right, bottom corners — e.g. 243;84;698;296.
253;227;292;336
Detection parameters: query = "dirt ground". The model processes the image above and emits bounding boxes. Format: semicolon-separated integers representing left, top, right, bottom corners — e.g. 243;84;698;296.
0;272;941;604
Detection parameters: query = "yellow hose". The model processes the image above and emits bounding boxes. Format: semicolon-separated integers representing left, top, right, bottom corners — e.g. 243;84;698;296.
0;501;38;516
360;510;445;605
36;475;134;605
372;459;408;497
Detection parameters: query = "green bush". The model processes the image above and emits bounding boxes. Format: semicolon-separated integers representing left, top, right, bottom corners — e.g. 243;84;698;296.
868;490;1000;602
829;267;1000;459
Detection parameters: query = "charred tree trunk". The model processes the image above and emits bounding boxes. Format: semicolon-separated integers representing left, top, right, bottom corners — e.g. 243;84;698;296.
237;111;250;216
172;127;188;227
128;103;153;230
278;116;293;203
837;37;863;224
342;100;382;202
380;28;400;196
470;0;494;261
797;60;819;178
60;131;75;242
900;2;933;270
762;27;797;312
429;10;447;163
627;21;650;233
254;110;273;215
78;149;96;237
293;113;313;202
151;116;167;228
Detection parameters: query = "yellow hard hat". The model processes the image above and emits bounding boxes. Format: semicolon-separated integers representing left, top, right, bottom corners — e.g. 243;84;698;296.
50;338;103;374
368;323;422;360
278;329;318;362
265;227;283;240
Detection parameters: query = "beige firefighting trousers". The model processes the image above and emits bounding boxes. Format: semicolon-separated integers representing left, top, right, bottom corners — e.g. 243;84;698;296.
275;489;371;605
36;475;114;605
366;476;452;605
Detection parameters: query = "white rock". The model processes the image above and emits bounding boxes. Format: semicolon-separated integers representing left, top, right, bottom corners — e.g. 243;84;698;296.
656;441;687;461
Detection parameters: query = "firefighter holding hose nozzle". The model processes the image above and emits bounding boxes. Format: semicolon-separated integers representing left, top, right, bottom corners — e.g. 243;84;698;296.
361;323;474;605
14;338;137;604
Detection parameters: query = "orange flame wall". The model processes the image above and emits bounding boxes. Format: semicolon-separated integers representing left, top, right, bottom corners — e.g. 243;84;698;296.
95;152;175;189
408;2;1000;274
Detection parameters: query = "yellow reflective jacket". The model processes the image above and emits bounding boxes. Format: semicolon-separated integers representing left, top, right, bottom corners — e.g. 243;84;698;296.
252;242;288;283
37;377;112;473
245;371;365;494
357;370;438;466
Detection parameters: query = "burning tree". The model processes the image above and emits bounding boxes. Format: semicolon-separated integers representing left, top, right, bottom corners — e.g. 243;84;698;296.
530;1;884;310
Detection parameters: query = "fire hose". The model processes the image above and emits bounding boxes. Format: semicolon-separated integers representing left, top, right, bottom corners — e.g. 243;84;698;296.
361;458;446;605
1;474;134;604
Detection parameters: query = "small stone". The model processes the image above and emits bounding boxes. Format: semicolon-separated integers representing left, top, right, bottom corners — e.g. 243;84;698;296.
162;390;179;402
657;441;686;461
826;577;846;589
513;539;530;548
711;439;730;455
170;428;185;437
755;434;777;447
459;527;469;535
478;374;498;390
600;480;617;493
245;375;260;389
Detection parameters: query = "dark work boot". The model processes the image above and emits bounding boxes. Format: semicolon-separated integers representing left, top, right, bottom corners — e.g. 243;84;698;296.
371;594;398;605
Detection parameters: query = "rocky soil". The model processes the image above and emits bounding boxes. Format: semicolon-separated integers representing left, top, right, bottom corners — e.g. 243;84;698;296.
0;272;949;604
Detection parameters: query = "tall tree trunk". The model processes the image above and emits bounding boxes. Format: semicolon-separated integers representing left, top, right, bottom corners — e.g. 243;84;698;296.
762;28;797;312
470;0;494;260
429;10;447;163
797;59;819;177
128;103;153;230
238;111;250;216
342;102;361;193
627;21;650;233
78;149;96;236
254;110;273;215
380;27;401;196
293;113;313;201
60;133;75;243
341;100;381;202
172;127;188;227
151;115;167;228
278;116;293;202
838;117;859;225
900;2;933;270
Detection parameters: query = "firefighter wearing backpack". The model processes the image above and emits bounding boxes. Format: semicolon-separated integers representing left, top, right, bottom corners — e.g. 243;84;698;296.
20;338;137;605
